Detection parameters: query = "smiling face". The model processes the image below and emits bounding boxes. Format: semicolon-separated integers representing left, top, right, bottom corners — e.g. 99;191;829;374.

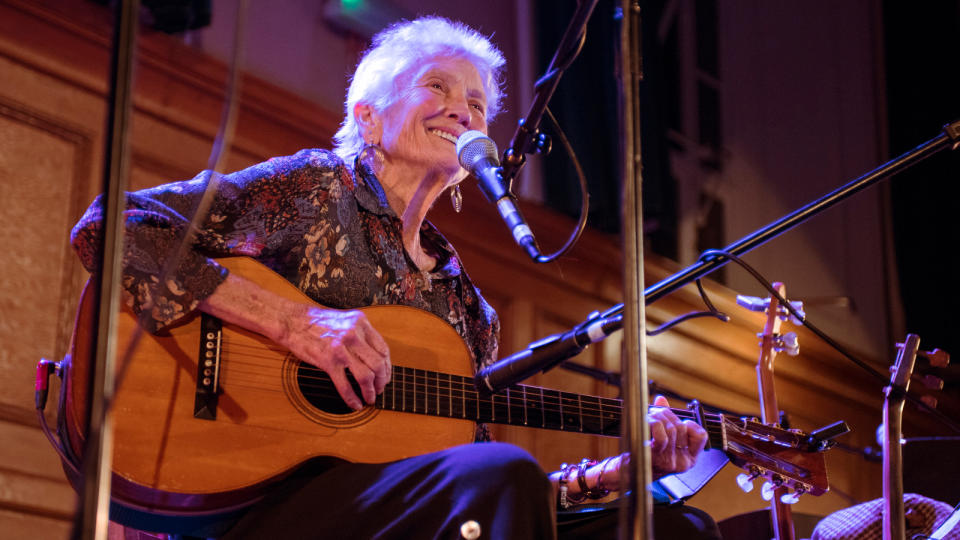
364;55;488;182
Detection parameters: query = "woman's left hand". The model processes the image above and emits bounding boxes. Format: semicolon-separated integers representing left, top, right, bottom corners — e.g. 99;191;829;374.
647;395;708;477
554;396;709;500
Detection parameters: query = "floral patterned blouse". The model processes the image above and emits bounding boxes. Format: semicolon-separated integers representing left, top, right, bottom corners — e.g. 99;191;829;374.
71;148;500;389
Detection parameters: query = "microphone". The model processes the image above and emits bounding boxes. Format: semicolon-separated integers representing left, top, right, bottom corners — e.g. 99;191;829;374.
474;311;623;394
456;131;538;259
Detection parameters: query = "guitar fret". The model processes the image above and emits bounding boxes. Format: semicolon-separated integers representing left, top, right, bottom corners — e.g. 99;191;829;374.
477;386;491;423
522;386;528;425
411;368;417;413
443;373;451;418
390;368;396;411
400;368;407;411
577;394;583;432
560;392;581;431
449;374;461;418
580;395;600;434
426;370;436;416
504;387;520;426
542;389;562;430
535;387;545;428
402;367;409;413
558;391;564;429
600;397;620;436
448;373;455;418
417;369;425;414
434;371;440;416
598;399;604;433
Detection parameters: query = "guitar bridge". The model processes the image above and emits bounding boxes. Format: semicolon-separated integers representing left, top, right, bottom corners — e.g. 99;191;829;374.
194;314;222;420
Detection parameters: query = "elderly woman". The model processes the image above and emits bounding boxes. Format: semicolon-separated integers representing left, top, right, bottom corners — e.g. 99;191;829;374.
72;17;714;539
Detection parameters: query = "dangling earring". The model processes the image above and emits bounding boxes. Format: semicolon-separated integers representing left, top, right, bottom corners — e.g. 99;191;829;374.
450;184;463;213
356;138;384;173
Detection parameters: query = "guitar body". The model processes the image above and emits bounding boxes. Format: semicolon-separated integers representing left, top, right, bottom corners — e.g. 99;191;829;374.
62;257;476;514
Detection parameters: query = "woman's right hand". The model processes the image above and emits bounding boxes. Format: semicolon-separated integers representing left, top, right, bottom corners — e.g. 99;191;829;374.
199;273;391;411
279;305;391;410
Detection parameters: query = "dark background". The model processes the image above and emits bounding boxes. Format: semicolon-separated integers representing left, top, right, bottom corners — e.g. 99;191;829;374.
535;0;958;394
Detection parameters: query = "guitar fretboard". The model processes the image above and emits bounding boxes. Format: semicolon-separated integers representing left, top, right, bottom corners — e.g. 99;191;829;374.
300;364;726;444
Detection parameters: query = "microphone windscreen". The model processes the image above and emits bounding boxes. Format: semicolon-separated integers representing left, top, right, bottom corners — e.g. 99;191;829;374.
457;130;499;169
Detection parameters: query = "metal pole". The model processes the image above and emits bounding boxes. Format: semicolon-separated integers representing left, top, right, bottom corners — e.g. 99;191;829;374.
76;1;139;538
617;1;651;538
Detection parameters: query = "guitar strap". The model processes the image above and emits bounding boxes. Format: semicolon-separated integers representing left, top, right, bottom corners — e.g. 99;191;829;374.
655;449;730;502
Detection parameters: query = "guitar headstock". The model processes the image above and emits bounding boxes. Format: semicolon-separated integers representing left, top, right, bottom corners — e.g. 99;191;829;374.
736;289;804;358
891;337;951;410
722;416;830;500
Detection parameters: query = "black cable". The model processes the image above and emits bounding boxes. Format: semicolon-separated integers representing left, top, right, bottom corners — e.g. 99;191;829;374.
37;409;79;475
645;278;729;336
696;278;725;318
529;107;590;263
647;311;727;336
698;248;960;434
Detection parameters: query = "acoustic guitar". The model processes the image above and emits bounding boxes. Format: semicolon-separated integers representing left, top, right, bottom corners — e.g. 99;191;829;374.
60;257;830;517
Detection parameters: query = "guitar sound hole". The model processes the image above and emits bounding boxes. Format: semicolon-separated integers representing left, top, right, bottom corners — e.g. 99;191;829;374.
296;363;364;415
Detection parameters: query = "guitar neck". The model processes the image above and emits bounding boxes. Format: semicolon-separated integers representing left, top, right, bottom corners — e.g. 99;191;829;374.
370;364;727;445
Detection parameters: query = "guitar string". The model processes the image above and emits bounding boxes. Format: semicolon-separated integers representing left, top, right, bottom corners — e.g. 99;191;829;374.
215;340;732;431
218;368;727;436
214;343;728;434
223;365;727;435
210;378;725;446
215;338;719;423
216;340;629;416
218;346;724;430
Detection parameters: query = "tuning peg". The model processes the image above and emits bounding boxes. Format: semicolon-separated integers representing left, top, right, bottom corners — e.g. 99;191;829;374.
761;480;776;501
918;348;950;368
775;332;800;356
787;301;805;325
780;489;802;505
736;295;769;312
736;472;758;493
875;423;906;446
919;395;939;409
913;373;944;390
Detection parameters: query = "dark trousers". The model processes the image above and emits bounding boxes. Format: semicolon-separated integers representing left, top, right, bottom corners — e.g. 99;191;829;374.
210;442;721;539
220;442;556;539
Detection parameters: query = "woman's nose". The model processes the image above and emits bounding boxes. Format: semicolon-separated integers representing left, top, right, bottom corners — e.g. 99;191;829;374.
446;94;472;128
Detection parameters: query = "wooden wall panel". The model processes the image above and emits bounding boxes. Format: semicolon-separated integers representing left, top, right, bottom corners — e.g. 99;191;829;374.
0;0;902;533
0;508;72;540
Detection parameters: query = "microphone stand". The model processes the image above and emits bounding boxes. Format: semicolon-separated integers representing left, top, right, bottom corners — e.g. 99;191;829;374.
75;1;140;538
616;1;650;538
482;118;960;383
499;0;598;193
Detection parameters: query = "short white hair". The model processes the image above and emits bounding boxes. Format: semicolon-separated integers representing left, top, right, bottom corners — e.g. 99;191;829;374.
333;17;506;164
